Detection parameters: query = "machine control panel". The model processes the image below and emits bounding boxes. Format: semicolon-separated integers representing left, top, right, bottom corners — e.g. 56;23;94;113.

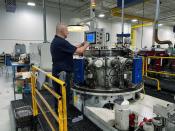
85;29;105;49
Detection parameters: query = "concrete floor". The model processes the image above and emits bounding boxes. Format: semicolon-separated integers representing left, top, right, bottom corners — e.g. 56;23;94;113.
0;72;15;131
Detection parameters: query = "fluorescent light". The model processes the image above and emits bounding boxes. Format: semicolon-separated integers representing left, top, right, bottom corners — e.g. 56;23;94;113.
27;2;36;6
98;13;105;18
68;25;85;32
131;19;138;22
158;24;163;26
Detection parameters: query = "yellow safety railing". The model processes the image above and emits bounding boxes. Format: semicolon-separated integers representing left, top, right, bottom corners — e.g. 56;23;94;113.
31;66;67;131
142;56;160;91
143;56;175;91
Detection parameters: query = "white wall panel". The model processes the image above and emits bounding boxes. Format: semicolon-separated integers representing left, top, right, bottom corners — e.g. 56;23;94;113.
0;2;83;53
111;21;131;44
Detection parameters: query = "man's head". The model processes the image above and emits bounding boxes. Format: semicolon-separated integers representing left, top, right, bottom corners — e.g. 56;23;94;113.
56;23;69;39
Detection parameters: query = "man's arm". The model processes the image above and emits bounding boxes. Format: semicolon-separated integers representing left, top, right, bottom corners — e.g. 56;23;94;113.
75;43;83;48
75;42;89;54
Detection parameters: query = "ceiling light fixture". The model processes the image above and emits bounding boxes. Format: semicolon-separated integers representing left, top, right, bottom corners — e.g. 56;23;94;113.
131;19;138;22
98;13;105;18
67;25;85;32
27;2;36;6
158;23;163;26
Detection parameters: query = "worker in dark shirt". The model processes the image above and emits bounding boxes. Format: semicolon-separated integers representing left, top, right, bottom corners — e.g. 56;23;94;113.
50;24;89;116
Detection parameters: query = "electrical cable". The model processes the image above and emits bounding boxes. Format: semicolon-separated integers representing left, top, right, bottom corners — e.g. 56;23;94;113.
141;0;145;49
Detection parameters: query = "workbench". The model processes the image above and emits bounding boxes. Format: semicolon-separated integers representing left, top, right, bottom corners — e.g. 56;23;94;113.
11;62;30;99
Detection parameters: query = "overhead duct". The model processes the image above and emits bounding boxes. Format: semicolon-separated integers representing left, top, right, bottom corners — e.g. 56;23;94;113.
154;0;172;46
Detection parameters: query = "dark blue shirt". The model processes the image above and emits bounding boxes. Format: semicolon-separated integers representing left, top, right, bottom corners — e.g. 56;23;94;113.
50;35;77;73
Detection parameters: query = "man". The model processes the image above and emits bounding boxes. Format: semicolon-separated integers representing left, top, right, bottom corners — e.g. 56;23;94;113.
50;23;89;113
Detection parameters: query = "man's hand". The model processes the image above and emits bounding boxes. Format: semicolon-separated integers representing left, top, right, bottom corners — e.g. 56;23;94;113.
82;41;89;46
75;41;89;54
76;41;89;48
76;43;82;48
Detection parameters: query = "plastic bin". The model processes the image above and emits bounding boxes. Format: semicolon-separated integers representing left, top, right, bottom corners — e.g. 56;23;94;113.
14;106;33;130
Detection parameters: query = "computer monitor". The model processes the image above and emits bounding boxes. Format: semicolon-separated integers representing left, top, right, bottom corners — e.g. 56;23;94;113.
85;32;96;44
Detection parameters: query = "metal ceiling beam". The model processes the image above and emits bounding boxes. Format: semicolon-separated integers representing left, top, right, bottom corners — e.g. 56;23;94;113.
111;0;154;22
72;2;89;12
111;0;151;12
131;22;153;29
112;11;153;22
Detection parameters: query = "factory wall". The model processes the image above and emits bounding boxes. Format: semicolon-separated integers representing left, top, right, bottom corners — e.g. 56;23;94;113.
0;2;84;53
110;21;174;50
111;21;131;45
96;19;131;47
135;25;175;49
96;19;113;45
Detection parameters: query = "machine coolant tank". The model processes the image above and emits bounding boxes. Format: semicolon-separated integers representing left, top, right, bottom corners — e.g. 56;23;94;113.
114;97;130;131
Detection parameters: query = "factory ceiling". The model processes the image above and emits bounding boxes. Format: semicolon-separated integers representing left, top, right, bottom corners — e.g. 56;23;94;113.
10;0;175;25
47;0;175;25
118;0;175;25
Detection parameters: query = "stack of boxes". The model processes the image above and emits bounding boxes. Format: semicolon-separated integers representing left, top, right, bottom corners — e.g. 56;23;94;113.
132;57;142;84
